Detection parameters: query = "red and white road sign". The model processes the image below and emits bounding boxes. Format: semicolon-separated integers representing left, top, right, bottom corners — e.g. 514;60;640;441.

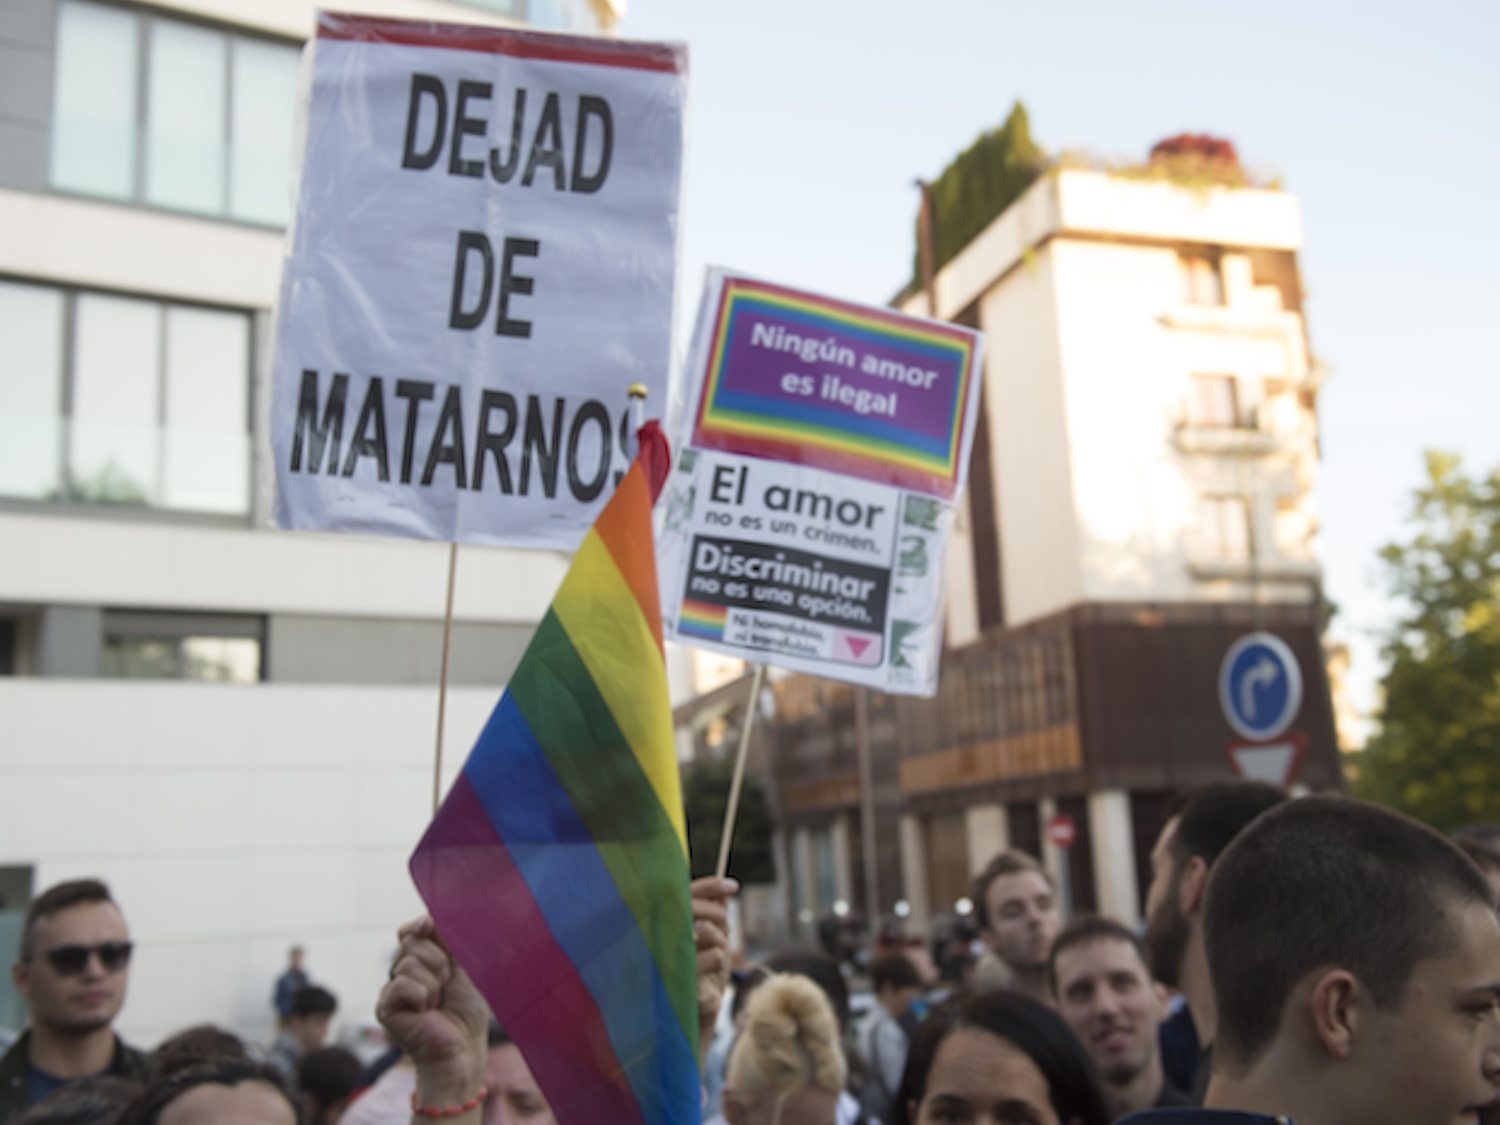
1226;732;1307;786
1046;813;1077;849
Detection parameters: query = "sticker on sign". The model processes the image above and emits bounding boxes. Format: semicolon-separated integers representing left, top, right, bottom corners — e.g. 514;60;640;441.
1226;735;1306;786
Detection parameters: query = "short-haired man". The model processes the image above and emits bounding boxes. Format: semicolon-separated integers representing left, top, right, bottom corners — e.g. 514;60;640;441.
1122;795;1500;1125
1142;780;1286;1095
0;879;150;1117
1050;915;1188;1120
973;849;1063;1007
859;952;925;1123
268;984;337;1080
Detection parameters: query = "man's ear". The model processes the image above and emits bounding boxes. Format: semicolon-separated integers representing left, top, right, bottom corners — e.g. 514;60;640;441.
1178;856;1210;917
1308;969;1361;1060
11;960;28;1000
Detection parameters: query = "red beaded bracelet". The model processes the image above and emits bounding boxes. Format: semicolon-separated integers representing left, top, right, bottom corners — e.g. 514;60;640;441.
410;1086;489;1118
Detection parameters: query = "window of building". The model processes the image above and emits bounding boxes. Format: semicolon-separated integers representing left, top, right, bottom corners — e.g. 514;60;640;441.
924;813;970;916
454;0;526;17
0;618;14;675
812;826;837;914
0;866;36;1033
51;1;300;225
1186;374;1242;428
1198;495;1251;561
521;0;598;31
1180;251;1224;306
1274;496;1313;559
101;611;263;682
0;283;65;501
0;279;250;514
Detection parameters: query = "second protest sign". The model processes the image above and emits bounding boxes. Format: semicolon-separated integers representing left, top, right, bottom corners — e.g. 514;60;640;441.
660;272;984;695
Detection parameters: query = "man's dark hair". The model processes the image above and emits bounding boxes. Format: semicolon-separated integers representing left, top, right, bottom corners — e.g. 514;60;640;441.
764;948;850;1032
1205;795;1496;1070
289;985;337;1019
119;1059;302;1125
296;1046;361;1121
154;1024;248;1076
893;990;1110;1125
729;965;772;1023
972;849;1051;931
1452;825;1500;873
20;879;115;960
16;1076;144;1125
871;952;922;994
1167;781;1287;868
1047;915;1147;996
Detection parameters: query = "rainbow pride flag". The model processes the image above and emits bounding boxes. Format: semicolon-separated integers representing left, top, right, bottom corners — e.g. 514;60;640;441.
410;422;699;1125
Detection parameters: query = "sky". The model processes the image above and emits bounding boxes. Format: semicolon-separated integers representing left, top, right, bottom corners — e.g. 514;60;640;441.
618;0;1500;730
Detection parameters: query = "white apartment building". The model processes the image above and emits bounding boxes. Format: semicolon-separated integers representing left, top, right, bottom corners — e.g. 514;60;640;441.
0;0;621;1049
914;167;1322;644
761;164;1339;936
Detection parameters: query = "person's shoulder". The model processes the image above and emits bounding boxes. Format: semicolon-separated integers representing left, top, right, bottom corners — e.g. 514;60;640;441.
1155;1082;1194;1108
0;1034;31;1121
0;1031;26;1071
114;1037;154;1082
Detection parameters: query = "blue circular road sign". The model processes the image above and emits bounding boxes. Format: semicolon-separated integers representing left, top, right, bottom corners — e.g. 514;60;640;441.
1218;632;1303;742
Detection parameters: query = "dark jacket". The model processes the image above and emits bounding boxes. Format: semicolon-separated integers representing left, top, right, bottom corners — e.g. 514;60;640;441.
0;1031;152;1121
1119;1111;1294;1125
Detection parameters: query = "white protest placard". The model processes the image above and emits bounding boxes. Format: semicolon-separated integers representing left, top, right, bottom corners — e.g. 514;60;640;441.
658;272;985;695
271;14;686;547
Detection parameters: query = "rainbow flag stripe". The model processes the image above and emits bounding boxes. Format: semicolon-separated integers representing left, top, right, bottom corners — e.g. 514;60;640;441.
677;598;727;640
411;423;699;1125
692;278;978;498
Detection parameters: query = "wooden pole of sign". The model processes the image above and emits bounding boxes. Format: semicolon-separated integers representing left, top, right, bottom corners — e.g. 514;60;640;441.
432;542;459;814
854;686;881;924
716;663;767;881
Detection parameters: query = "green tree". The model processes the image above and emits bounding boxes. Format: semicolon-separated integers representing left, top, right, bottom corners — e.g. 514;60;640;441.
917;101;1046;282
1354;452;1500;828
683;754;776;884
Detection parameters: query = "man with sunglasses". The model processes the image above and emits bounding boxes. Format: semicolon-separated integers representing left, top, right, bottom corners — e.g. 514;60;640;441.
1;879;151;1118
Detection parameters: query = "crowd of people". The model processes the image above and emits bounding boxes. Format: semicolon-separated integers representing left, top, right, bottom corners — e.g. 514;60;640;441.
4;784;1500;1125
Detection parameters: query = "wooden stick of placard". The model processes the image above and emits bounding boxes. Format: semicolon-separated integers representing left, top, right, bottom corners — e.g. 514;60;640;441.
716;663;768;880
432;543;459;814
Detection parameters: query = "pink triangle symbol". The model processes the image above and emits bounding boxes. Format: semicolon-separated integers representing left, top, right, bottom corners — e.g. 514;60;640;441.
845;636;871;658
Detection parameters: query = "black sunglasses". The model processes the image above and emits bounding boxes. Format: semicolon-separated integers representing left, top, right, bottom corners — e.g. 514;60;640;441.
41;941;134;976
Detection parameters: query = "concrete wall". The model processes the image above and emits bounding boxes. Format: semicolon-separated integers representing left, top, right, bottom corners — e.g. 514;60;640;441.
976;242;1083;627
1050;237;1319;607
0;512;567;623
266;616;532;686
0;678;497;1048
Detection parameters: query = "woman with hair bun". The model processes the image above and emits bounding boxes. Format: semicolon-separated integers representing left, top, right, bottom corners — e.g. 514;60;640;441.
721;972;847;1125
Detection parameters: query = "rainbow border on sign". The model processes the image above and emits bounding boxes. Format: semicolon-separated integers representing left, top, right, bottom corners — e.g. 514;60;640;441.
678;598;727;640
691;278;978;498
